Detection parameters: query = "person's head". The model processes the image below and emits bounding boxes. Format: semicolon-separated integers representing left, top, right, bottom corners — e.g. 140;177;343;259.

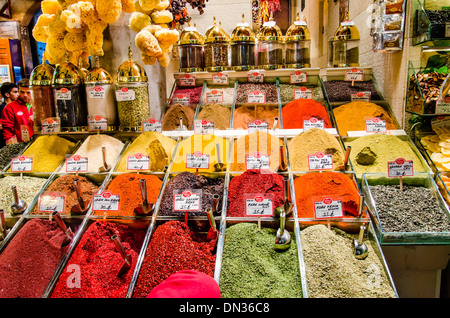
0;82;18;103
17;79;31;104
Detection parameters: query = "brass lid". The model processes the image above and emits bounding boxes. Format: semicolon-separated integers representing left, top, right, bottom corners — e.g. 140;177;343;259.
285;13;311;42
86;56;113;84
52;52;84;85
30;52;54;86
205;17;230;44
179;23;205;45
116;46;148;83
333;13;360;41
257;13;283;42
231;14;256;42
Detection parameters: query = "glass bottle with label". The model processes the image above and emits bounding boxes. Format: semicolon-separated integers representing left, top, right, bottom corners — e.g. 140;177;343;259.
86;56;117;130
115;46;150;131
30;52;56;133
285;14;311;68
332;14;360;68
230;14;256;71
256;13;284;70
179;23;205;72
204;17;231;72
52;54;87;131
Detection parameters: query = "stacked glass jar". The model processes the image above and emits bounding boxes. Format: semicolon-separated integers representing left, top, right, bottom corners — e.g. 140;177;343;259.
178;23;205;72
284;14;311;68
256;14;284;70
230;14;257;71
204;17;231;72
331;13;361;68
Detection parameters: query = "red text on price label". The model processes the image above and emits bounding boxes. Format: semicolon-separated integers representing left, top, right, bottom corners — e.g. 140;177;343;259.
345;68;364;82
351;91;371;102
248;120;269;134
173;94;190;106
179;74;196;86
304;117;324;131
212;72;228;85
246;152;270;170
93;191;120;211
295;87;313;99
194;120;215;135
186;152;210;169
88;115;108;131
127;153;150;171
143;118;162;133
248;71;264;83
66;155;88;172
247;90;266;103
39;192;66;213
42;117;60;134
365;117;387;133
290;71;307;84
206;90;224;104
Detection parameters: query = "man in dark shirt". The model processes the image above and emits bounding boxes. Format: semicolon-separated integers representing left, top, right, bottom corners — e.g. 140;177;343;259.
0;82;19;148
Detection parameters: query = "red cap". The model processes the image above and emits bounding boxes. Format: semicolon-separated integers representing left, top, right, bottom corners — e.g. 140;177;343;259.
146;270;221;298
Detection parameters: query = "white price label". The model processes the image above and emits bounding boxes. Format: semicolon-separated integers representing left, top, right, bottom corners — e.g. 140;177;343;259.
248;71;265;83
173;94;190;106
446;22;450;38
304;117;324;131
435;99;450;114
295;87;313;99
55;87;72;100
245;196;273;217
11;155;33;172
173;190;201;211
194;120;215;135
115;87;135;101
88;115;108;131
290;71;307;84
351;91;371;102
186;152;210;169
39;193;65;213
345;68;364;82
206;90;224;104
179;74;196;86
42;118;60;134
308;152;333;171
88;86;106;99
248;120;269;134
66;155;88;173
143;118;162;132
247;90;266;103
127;153;150;171
365;118;387;133
212;72;229;85
388;158;414;177
246;152;270;170
314;197;343;219
93;191;120;211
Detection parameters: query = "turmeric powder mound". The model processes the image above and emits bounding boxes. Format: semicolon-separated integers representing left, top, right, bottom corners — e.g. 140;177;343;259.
332;101;397;136
294;172;361;218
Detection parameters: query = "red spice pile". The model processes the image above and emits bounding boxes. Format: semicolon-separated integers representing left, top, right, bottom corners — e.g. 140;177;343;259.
282;99;332;129
132;220;216;298
51;221;146;298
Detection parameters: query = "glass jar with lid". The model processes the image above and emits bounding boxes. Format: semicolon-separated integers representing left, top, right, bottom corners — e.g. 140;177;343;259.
86;56;118;130
115;46;150;131
30;52;56;133
285;14;311;68
179;23;205;72
230;14;256;71
204;17;231;72
52;54;87;132
256;14;284;70
332;14;360;67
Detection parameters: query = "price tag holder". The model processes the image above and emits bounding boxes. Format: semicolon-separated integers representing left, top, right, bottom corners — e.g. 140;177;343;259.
179;74;196;86
365;117;387;133
248;120;269;134
194;120;214;135
88;85;106;99
42;117;61;134
173;189;202;212
38;192;66;213
295;87;313;100
314;197;343;219
88;115;108;131
247;90;266;104
245;194;273;217
388;158;414;177
247;71;265;83
115;87;135;101
93;191;120;212
186;151;210;170
246;152;270;170
143;118;162;133
212;72;229;85
308;152;333;171
127;153;150;171
173;94;190;106
55;87;72;100
11;155;33;172
304;117;324;131
351;91;371;102
345;68;364;82
290;71;307;84
66;155;88;173
206;90;224;104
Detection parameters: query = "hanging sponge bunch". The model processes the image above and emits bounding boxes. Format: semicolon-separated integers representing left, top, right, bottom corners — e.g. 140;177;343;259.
129;0;180;67
32;0;134;66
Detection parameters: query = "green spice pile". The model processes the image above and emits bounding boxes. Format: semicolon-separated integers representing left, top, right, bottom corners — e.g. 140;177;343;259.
219;223;302;298
117;85;150;128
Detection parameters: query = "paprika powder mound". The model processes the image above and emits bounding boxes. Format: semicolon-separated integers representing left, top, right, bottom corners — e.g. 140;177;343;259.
282;99;332;129
0;218;71;298
294;172;361;218
100;173;163;216
51;221;146;298
132;220;217;298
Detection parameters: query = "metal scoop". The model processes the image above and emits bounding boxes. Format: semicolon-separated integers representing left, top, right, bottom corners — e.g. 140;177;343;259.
52;211;74;246
0;209;8;240
340;146;351;171
353;224;369;260
111;234;132;276
70;178;91;215
98;147;111;173
274;210;291;251
11;185;27;215
134;178;155;216
274;177;293;218
214;143;226;172
278;145;288;172
176;117;187;131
